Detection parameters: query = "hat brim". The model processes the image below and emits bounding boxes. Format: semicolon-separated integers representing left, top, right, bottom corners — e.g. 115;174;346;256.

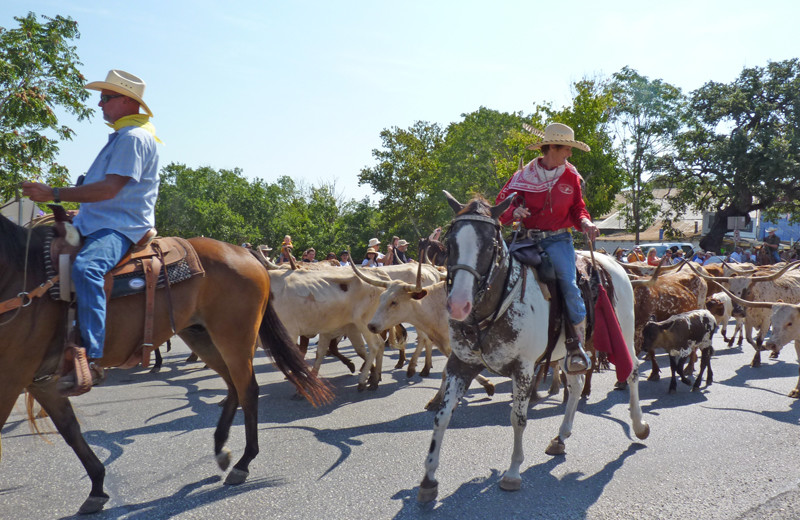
527;139;590;152
85;80;153;117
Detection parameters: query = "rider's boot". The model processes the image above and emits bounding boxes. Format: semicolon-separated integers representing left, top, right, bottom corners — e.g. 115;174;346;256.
565;319;592;375
56;343;105;396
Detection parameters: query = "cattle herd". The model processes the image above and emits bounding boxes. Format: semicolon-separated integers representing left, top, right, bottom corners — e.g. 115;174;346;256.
248;251;800;402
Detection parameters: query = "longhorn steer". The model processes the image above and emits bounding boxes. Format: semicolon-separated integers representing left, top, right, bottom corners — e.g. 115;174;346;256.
641;309;717;393
351;268;496;410
714;285;800;398
705;292;744;347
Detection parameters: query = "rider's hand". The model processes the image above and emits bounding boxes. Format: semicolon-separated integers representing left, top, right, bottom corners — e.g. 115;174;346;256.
581;218;600;241
512;206;530;220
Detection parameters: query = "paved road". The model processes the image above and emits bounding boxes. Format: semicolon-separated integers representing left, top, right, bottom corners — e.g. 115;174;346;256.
2;326;800;520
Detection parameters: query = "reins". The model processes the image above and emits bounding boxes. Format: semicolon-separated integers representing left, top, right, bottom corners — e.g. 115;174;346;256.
0;203;57;326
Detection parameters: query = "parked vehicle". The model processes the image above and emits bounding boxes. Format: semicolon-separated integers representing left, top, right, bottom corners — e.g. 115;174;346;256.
637;242;695;257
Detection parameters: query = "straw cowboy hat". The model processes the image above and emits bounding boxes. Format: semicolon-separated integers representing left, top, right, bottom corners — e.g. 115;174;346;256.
366;247;378;255
397;239;409;247
368;238;381;248
767;227;778;233
85;70;153;117
526;123;590;152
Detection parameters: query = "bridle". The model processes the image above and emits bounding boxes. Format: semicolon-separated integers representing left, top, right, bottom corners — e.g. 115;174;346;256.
445;213;507;305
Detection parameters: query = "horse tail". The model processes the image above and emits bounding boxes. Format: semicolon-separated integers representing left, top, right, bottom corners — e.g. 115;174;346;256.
259;299;334;407
24;391;51;437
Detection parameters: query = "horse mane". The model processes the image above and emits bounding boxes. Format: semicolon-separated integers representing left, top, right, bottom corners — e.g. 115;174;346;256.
456;196;492;217
0;215;41;271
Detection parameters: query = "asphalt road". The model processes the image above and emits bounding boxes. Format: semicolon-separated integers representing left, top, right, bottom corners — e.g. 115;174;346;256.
2;325;800;520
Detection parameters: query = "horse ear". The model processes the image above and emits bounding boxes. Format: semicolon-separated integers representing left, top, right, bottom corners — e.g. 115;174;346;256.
443;190;463;214
491;192;516;221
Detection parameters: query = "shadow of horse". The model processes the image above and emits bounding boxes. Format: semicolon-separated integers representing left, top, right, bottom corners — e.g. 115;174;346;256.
54;475;279;520
390;443;646;519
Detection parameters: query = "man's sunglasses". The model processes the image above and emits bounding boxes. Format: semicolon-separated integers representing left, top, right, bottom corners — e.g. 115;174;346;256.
100;94;124;103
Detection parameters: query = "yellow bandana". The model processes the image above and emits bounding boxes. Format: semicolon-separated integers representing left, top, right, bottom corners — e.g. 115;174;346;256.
108;114;164;144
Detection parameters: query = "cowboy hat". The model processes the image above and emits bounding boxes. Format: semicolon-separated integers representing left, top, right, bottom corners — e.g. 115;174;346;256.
85;70;153;117
368;238;381;248
366;247;378;255
767;227;778;233
526;123;590;152
397;239;408;247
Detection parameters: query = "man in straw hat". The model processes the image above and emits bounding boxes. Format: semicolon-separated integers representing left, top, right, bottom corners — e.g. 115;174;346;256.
495;122;599;374
22;69;162;394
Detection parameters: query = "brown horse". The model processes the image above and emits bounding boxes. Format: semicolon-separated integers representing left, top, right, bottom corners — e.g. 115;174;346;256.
0;214;332;515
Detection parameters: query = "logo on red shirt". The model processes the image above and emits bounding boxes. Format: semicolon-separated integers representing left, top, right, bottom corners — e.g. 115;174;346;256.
558;184;573;195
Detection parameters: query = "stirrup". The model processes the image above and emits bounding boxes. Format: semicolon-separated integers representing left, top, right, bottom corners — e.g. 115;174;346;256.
57;345;104;396
565;342;592;375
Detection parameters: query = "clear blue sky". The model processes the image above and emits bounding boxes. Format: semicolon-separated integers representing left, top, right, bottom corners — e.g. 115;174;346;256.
3;1;798;201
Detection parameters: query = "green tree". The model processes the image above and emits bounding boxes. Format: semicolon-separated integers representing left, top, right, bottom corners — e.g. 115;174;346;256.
668;59;800;253
358;120;444;239
608;67;685;242
0;12;92;202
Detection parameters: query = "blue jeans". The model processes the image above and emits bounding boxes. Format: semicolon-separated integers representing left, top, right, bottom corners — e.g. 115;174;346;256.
72;229;133;359
539;232;585;325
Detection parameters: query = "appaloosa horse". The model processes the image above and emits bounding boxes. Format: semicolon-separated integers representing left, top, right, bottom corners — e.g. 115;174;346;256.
417;192;649;502
0;214;332;514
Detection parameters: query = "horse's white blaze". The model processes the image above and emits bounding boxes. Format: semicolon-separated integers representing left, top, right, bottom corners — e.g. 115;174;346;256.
447;225;480;321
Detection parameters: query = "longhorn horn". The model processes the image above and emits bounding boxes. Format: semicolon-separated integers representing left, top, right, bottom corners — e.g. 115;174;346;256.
253;247;283;270
713;281;776;310
350;261;391;289
690;259;800;282
629;259;665;287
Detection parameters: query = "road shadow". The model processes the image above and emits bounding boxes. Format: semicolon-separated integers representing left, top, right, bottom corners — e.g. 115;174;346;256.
54;475;281;520
390;443;647;519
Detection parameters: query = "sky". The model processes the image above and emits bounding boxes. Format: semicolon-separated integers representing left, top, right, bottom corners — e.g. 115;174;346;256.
3;1;799;203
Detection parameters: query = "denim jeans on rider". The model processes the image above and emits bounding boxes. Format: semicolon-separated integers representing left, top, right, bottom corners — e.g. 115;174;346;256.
72;229;133;359
539;232;586;325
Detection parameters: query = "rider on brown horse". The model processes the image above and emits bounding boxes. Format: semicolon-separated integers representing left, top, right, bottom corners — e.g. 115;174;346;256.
21;69;162;395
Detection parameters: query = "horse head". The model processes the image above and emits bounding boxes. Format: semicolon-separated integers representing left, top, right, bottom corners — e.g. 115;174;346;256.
442;190;513;321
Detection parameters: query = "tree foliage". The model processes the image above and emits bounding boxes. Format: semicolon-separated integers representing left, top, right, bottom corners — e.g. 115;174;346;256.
0;12;92;201
667;59;800;252
608;67;685;241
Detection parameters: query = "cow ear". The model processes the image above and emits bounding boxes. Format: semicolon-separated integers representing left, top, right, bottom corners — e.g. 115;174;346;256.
411;289;428;300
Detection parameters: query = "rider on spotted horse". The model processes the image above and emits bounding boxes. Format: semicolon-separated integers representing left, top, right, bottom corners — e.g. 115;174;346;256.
495;123;600;374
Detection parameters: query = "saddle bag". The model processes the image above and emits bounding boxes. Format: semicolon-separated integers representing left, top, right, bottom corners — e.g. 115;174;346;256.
508;238;556;281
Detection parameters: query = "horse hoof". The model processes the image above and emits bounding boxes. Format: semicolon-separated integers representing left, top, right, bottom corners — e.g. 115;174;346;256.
78;494;109;514
216;448;232;471
545;436;565;456
224;468;249;485
635;422;651;440
499;476;522;491
417;483;438;503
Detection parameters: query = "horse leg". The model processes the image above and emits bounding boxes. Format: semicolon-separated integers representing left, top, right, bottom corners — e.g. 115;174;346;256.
179;326;259;484
26;384;109;514
625;358;650;440
545;363;584;457
418;355;482;502
500;362;537;491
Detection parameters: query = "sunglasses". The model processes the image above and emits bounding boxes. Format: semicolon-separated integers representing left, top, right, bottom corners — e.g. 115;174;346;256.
100;94;124;103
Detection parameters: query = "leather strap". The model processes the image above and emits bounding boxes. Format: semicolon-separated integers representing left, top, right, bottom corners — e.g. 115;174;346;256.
140;252;163;368
0;276;59;315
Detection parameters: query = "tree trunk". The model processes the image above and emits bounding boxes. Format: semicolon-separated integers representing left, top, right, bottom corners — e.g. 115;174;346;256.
699;206;750;253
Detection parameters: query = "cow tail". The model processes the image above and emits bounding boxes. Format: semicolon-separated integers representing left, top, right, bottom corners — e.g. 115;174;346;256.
259;299;334;407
